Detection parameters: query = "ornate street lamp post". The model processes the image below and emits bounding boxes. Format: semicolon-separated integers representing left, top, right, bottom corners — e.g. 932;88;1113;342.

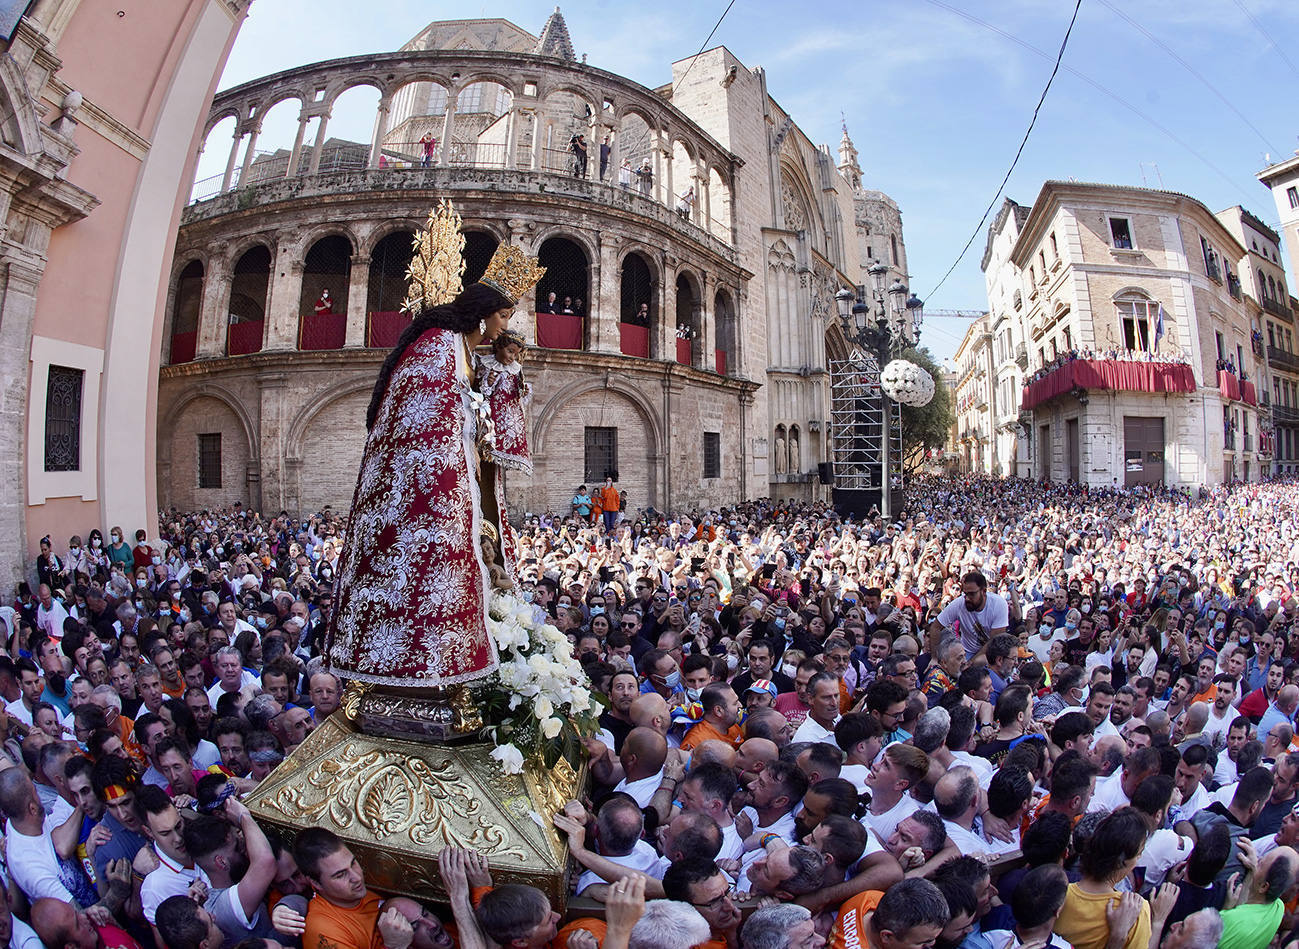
831;264;928;520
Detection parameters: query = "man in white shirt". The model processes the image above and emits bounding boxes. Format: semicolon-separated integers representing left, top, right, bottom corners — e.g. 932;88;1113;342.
574;796;660;893
34;586;69;643
0;768;96;907
5;659;46;728
138;785;210;928
1214;717;1250;787
1202;676;1240;750
205;645;259;709
611;727;668;808
1087;746;1161;813
928;570;1009;659
931;766;993;857
791;673;841;744
679;763;744;861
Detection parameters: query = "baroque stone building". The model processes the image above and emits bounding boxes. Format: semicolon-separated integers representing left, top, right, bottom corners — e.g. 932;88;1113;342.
158;12;908;517
980;181;1267;488
0;0;248;587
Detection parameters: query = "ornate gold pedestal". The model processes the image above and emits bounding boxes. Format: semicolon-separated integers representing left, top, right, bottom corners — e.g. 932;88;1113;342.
244;712;586;908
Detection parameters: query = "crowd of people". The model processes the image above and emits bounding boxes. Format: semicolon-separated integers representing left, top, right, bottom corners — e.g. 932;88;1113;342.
6;475;1299;948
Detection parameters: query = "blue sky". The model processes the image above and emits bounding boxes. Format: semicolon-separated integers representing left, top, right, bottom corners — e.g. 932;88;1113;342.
201;0;1299;364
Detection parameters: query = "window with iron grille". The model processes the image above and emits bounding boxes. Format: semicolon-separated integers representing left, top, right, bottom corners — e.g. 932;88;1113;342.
584;427;617;484
198;433;222;489
43;366;83;472
703;432;721;479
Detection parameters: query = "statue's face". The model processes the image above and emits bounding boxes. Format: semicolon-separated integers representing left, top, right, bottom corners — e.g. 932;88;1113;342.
483;307;513;340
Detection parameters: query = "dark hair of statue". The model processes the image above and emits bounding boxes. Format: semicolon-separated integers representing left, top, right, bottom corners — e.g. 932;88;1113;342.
365;282;513;429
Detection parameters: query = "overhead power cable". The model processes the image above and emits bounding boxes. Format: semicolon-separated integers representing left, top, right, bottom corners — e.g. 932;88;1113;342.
673;0;740;90
923;0;1083;302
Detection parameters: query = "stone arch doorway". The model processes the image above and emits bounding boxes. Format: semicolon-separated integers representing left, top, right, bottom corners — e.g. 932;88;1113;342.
169;260;203;364
366;231;414;314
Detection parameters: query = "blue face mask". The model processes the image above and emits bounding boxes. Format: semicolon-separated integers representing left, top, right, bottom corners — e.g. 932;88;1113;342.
1039;624;1052;636
773;618;786;633
1065;621;1078;630
590;606;605;615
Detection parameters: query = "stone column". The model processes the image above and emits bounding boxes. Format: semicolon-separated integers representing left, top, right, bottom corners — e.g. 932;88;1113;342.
286;113;310;176
221;126;242;193
307;112;331;175
504;108;519;169
592;236;620;355
265;243;304;351
196;253;232;357
695;271;712;371
701;164;712;233
257;372;289;513
439;93;457;165
368;97;391;169
237;123;262;184
0;256;45;590
345;254;370;347
530;113;544;170
656;251;673;362
653;133;664;205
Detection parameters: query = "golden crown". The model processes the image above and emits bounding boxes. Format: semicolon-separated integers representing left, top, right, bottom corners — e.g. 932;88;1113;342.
402;200;465;313
478;243;546;305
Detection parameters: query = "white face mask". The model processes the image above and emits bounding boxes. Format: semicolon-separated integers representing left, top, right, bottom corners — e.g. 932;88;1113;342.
726;654;739;671
781;663;797;678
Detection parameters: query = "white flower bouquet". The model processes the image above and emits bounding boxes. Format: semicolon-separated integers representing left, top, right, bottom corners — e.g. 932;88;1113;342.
482;590;601;774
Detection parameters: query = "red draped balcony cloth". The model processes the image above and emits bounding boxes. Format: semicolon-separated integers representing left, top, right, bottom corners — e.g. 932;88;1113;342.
1241;380;1257;406
299;313;346;350
676;339;693;366
715;350;727;375
1218;370;1242;402
536;312;582;350
169;331;196;364
227;321;264;356
619;323;649;358
367;311;411;348
1021;359;1196;410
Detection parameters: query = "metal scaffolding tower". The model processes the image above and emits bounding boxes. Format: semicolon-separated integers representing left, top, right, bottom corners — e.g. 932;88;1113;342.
829;352;901;502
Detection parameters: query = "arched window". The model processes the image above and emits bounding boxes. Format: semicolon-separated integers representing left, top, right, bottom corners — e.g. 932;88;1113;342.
619;252;654;358
463;231;500;285
535;237;588;350
169;260;203;363
675;273;699;366
229;246;271;324
299;235;351;350
366;232;414;315
714;288;737;375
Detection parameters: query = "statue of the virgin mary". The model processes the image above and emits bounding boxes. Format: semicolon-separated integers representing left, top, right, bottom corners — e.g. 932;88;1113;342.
324;203;544;731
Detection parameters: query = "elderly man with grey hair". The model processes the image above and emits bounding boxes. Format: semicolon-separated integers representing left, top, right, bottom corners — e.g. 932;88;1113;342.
206;644;258;708
739;904;822;949
628;900;710;949
1160;907;1222;949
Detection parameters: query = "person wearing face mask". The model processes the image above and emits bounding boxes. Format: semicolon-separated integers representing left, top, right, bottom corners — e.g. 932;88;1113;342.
680;683;744;751
131;529;155;571
105;526;134;571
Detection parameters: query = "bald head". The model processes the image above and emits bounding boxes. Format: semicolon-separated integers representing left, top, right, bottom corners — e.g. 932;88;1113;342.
1184;702;1209;732
735;737;779;783
691;739;736;771
1279;685;1299;715
621;726;668;781
30;898;80;948
1092;735;1127;775
745;707;791;747
1145;709;1170;740
630;694;670;735
1255;845;1299;902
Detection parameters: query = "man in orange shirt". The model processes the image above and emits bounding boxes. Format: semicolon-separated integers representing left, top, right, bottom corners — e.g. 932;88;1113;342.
680;683;743;751
829;877;949;949
596;477;622;532
293;827;413;949
1189;655;1219;706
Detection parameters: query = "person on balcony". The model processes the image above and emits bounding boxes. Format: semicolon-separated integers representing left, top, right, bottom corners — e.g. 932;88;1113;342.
599;136;611;180
562;297;575;315
570;134;588;177
619;157;633;190
676;186;696;220
419;132;436;167
314;290;333;316
630;303;650;327
636;160;653;196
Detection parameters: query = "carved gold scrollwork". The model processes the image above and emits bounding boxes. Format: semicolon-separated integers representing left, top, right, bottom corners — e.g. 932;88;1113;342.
264;739;526;860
